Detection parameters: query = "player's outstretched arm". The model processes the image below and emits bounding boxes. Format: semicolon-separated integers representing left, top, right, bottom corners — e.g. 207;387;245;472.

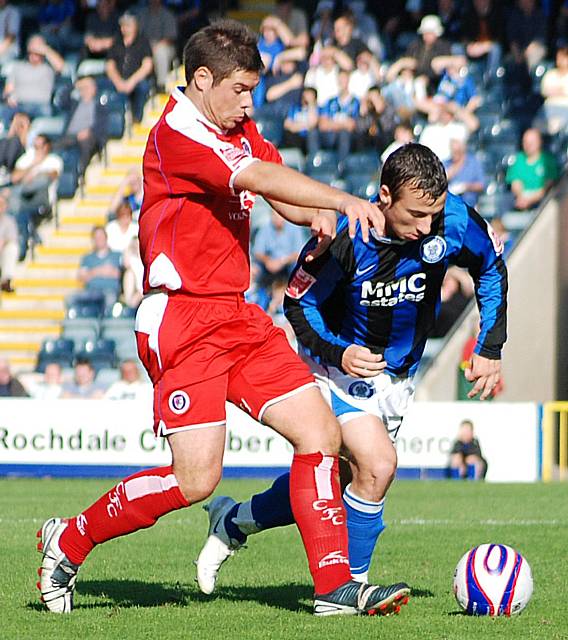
234;161;385;241
464;354;501;401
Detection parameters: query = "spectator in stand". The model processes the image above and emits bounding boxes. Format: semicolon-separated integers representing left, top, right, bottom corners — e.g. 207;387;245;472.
317;68;360;164
283;86;319;156
261;53;305;119
52;76;107;176
345;0;383;59
0;192;18;292
61;357;106;398
489;218;513;257
138;0;178;93
400;14;454;90
348;49;382;100
353;85;397;152
0;0;21;65
105;359;150;400
380;121;414;163
253;209;306;290
382;57;427;121
164;0;206;61
330;12;369;71
436;0;463;44
28;362;63;400
108;168;143;221
444;133;486;207
434;56;481;113
462;0;505;79
10;134;62;256
0;112;30;184
449;419;488;480
105;200;138;253
2;35;64;119
105;12;154;124
121;236;143;309
506;128;559;211
37;0;79;52
419;101;477;163
274;0;309;48
0;357;28;396
77;225;122;307
506;0;547;71
304;46;339;107
254;15;289;110
82;0;120;61
539;46;568;135
310;0;335;47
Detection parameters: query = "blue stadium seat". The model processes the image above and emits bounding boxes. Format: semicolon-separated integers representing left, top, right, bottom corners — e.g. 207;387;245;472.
75;338;117;371
279;147;305;172
66;294;106;320
342;151;380;179
256;116;284;146
347;175;379;200
36;338;76;373
56;146;81;199
305;150;339;177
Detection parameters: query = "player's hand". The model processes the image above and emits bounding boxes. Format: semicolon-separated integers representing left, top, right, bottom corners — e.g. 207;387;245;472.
464;354;501;400
342;344;386;378
305;211;337;262
336;195;385;243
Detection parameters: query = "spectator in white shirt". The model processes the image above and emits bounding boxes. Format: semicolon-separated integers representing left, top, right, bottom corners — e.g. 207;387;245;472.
105;201;138;253
105;359;151;400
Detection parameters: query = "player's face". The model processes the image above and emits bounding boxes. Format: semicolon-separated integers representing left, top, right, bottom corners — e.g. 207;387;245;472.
203;69;260;130
380;184;446;242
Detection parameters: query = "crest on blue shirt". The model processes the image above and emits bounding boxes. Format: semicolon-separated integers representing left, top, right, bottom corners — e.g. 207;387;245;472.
420;236;447;264
348;380;375;399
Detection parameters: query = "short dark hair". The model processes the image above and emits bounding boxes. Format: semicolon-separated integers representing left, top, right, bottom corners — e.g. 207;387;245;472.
381;143;447;204
183;19;263;86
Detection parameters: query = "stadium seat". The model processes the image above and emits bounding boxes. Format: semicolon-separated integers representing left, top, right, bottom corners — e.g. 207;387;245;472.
479;119;520;148
308;169;340;186
36;338;76;372
501;210;536;232
476;191;515;220
51;76;74;116
341;150;380;179
66;294;106;320
255;116;284;146
75;338;117;371
62;321;99;346
347;175;379;200
56;146;81;200
279;147;305;172
104;301;137;320
29;115;66;142
305;150;339;177
76;58;106;78
95;367;121;387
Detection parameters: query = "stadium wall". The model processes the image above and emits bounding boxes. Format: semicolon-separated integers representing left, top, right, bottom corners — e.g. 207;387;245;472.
417;179;567;403
0;399;539;482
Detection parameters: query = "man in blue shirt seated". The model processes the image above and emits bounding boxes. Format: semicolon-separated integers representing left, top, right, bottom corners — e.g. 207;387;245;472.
77;225;122;308
444;134;486;207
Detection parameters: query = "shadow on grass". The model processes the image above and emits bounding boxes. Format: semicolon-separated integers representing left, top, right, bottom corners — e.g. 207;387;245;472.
28;581;435;613
28;580;313;613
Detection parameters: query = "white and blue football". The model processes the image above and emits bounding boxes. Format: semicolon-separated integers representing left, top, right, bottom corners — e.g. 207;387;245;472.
453;544;533;616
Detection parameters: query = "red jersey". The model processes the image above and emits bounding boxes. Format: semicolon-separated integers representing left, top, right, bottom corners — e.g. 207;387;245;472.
139;87;281;295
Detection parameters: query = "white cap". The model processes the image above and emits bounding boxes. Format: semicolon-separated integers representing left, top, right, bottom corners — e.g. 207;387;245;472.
418;15;444;37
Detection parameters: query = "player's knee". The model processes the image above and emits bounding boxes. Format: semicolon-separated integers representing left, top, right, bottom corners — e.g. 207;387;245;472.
173;463;222;503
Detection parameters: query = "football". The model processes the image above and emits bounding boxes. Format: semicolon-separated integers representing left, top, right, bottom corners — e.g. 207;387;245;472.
453;543;533;616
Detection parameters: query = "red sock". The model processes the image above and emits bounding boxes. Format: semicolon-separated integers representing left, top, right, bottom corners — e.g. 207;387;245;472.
59;465;189;565
289;452;352;595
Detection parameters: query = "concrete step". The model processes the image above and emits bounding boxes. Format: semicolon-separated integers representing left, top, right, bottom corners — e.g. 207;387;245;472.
6;355;36;373
0;326;60;342
13;277;80;290
0;308;65;320
0;340;41;352
59;214;106;226
0;293;65;311
36;246;86;257
84;183;120;197
26;264;79;278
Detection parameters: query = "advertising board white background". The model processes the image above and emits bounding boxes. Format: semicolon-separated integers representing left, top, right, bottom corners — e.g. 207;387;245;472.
0;400;539;481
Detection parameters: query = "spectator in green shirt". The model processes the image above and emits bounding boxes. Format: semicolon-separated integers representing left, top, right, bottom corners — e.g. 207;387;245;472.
506;128;559;210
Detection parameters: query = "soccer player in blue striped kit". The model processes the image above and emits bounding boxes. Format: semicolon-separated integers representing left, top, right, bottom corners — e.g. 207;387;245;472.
195;143;508;597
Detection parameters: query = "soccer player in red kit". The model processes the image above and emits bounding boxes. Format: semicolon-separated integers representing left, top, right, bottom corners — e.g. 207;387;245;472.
37;20;409;616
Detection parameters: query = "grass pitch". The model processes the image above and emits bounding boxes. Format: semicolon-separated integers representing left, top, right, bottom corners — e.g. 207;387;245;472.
1;478;567;640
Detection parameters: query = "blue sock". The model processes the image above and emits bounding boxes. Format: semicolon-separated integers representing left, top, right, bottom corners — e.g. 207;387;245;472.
343;483;385;580
450;467;461;479
223;472;294;543
250;472;294;528
466;464;476;480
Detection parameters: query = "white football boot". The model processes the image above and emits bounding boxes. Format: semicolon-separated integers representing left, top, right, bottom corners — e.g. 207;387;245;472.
36;518;80;613
195;496;245;595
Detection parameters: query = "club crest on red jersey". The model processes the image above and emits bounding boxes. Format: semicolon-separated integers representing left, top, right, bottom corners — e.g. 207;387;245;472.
286;266;316;299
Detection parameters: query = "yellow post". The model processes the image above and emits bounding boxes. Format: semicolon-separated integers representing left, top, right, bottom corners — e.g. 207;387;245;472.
542;402;568;482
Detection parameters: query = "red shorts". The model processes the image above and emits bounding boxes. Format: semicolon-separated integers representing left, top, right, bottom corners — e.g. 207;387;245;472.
135;292;315;435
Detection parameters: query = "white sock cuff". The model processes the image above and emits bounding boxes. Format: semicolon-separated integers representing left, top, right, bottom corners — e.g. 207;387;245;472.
343;483;385;514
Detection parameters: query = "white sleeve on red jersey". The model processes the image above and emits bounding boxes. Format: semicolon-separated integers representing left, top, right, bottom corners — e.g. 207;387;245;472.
158;107;259;196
